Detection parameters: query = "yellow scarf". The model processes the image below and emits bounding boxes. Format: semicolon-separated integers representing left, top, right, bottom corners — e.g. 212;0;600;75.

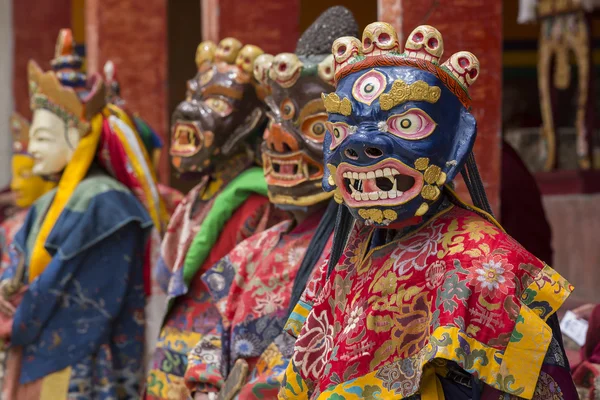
28;114;102;282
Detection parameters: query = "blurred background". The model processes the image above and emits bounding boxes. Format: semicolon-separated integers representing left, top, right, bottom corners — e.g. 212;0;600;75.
0;0;598;305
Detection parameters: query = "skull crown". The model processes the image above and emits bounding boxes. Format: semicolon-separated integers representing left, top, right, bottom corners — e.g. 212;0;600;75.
331;23;480;95
195;38;265;77
253;52;335;90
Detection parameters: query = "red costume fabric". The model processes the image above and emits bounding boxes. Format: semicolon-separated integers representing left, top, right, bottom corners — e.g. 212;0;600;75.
281;201;574;399
185;210;333;394
146;174;283;399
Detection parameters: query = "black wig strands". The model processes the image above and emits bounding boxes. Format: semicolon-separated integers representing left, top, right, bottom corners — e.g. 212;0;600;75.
286;199;338;319
460;152;494;217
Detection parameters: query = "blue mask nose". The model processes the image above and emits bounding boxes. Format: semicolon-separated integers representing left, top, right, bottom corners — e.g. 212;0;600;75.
338;130;395;165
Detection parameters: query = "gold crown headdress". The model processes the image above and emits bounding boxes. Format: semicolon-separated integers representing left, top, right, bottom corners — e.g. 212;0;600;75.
332;23;480;108
28;29;106;136
10;112;30;154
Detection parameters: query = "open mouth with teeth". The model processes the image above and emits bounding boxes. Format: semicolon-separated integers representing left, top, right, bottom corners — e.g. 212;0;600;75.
262;150;323;187
170;121;204;156
337;158;423;207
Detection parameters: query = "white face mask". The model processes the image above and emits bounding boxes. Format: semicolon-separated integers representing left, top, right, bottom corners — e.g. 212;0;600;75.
28;109;81;176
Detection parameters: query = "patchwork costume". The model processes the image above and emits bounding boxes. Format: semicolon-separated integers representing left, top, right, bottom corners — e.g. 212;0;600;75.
281;23;577;399
146;38;286;400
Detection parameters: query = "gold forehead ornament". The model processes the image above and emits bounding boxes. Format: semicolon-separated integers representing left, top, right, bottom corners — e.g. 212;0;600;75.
322;93;352;116
380;80;441;110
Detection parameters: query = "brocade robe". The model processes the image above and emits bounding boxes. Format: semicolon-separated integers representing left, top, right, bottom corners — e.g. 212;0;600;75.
281;203;577;399
185;210;332;397
2;171;152;399
146;165;285;400
234;257;331;399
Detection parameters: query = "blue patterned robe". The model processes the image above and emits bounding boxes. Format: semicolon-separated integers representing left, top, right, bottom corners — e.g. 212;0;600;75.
2;171;152;399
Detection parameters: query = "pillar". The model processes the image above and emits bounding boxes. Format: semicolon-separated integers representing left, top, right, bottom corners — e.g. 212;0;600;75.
86;0;169;183
1;0;14;188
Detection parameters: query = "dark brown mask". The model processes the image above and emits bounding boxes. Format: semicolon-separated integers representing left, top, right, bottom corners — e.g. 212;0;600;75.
255;53;335;207
170;39;266;174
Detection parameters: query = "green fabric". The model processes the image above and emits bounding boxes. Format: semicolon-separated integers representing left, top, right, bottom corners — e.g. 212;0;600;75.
181;167;267;286
133;115;162;154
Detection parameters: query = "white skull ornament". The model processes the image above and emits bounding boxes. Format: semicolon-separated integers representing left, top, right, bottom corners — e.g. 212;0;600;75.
317;55;335;86
442;51;480;88
332;36;362;74
270;53;303;88
404;25;444;63
362;22;400;57
253;54;274;86
235;45;264;74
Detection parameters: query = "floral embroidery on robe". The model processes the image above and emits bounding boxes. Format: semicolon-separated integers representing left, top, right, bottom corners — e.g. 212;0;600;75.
280;204;575;400
185;211;332;396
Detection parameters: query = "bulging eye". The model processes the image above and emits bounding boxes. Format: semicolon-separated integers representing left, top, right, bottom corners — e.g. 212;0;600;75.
280;99;295;120
301;113;328;143
386;108;436;140
325;121;354;150
204;97;232;116
352;69;386;105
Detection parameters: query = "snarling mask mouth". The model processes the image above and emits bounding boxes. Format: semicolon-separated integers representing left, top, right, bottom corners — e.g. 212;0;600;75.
170;121;213;157
337;158;423;207
262;150;323;185
255;52;335;207
261;118;324;187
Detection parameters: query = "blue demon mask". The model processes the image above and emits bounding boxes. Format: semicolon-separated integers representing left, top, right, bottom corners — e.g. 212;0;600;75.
322;24;481;226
